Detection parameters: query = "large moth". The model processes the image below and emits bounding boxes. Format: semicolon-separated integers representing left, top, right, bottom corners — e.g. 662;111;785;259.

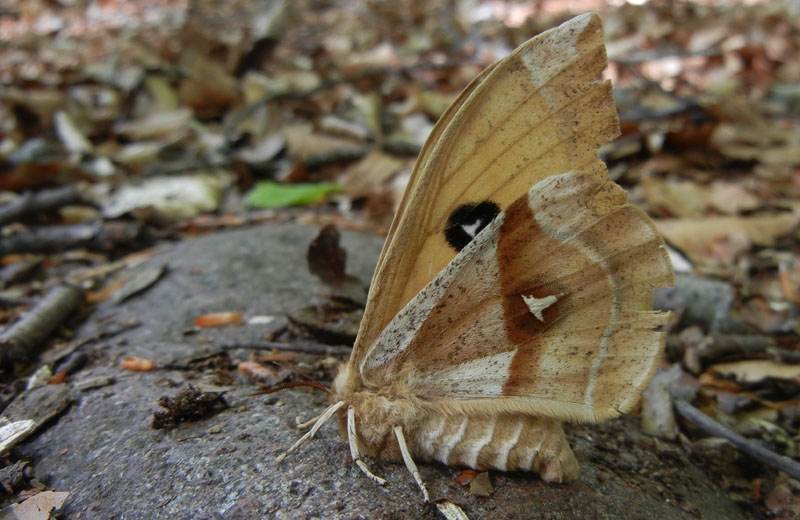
278;12;674;513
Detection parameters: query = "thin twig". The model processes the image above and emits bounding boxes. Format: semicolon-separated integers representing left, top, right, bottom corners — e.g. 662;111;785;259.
698;334;777;363
0;284;85;368
220;341;351;356
675;400;800;480
0;221;146;256
768;346;800;364
694;333;800;365
0;185;88;226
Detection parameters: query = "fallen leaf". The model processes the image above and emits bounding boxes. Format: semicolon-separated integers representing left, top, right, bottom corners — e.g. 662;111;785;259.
0;420;36;456
121;356;156;372
235;133;286;166
656;213;800;266
113;109;194;140
85;279;125;304
642;177;760;217
178;50;241;117
111;262;167;304
338;150;406;200
455;469;477;486
48;370;67;384
307;224;348;284
53;110;92;154
765;479;800;519
194;311;244;328
5;490;69;520
103;173;232;219
710;360;800;383
237;360;274;379
246;181;342;208
284;125;364;161
469;471;493;496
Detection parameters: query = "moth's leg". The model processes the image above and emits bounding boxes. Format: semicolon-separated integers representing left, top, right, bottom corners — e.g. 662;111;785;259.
347;406;387;485
435;501;470;520
392;425;429;502
296;413;321;430
276;400;345;463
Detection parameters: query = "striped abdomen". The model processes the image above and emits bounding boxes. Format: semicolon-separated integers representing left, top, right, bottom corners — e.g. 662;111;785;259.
411;412;578;482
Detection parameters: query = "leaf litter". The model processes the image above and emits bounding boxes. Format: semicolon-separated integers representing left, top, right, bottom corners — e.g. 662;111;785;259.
0;0;800;516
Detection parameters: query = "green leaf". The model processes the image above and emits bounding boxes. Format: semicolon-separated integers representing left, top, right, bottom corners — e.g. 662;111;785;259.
245;181;342;208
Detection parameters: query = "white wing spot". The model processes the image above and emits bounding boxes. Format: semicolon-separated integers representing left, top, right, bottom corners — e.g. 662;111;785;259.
522;294;558;321
461;219;482;238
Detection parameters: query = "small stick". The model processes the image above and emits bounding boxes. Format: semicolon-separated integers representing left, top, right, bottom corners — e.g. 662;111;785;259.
0;284;84;368
0;221;145;256
0;185;87;226
221;341;351;356
698;334;776;363
0;460;32;492
675;400;800;479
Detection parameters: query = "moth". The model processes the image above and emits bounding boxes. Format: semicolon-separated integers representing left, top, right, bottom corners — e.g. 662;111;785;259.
277;12;674;513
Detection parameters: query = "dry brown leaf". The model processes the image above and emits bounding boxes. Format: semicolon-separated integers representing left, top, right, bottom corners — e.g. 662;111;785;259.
179;51;241;117
710;360;800;383
327;42;399;74
319;115;371;141
338;150;406;199
642;177;760;218
86;279;125;304
5;490;69;520
711;120;800;166
656;213;800;266
284;124;365;161
707;182;761;214
121;356;156;372
765;479;800;519
238;360;274;379
194;312;244;328
114;109;194;141
455;469;477;486
469;471;494;496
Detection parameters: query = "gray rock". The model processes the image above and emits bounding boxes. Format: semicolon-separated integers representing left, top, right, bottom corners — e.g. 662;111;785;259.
17;224;749;519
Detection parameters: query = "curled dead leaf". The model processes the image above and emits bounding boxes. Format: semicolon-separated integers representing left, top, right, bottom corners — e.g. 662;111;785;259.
194;311;244;328
710;360;800;383
121;356;156;372
238;361;273;379
455;469;477;486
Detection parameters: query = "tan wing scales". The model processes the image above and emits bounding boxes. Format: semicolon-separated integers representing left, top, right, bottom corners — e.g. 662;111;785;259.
360;172;674;422
349;13;620;373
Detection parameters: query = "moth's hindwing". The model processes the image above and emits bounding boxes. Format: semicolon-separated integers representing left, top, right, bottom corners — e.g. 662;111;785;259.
360;172;673;422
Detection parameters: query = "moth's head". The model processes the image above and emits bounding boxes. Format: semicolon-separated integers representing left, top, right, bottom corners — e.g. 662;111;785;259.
331;360;361;400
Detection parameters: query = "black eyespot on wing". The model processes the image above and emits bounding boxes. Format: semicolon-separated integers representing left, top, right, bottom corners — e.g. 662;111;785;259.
444;201;501;251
